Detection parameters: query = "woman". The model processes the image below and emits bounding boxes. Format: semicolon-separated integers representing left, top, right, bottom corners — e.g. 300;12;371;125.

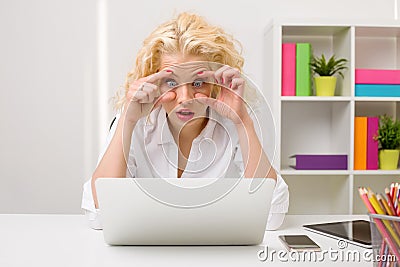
82;12;289;230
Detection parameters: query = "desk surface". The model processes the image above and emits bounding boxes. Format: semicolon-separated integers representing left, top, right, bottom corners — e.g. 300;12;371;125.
0;214;376;267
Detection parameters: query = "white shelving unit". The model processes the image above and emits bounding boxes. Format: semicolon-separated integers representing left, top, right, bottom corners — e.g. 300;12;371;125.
263;19;400;215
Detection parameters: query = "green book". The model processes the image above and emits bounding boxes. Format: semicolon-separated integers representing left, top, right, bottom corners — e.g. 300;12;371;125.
296;43;311;96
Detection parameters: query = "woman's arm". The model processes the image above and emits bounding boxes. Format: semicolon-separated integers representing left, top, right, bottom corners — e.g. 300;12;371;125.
235;115;277;179
91;70;175;208
91;113;137;208
195;68;277;179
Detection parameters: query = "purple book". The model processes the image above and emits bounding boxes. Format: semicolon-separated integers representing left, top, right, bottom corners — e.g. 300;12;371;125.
290;154;348;170
367;117;379;170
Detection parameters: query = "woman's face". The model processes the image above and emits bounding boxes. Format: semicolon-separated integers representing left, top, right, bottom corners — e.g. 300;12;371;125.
159;54;213;129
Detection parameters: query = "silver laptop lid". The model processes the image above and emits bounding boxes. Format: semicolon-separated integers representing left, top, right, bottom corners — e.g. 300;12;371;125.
96;178;275;245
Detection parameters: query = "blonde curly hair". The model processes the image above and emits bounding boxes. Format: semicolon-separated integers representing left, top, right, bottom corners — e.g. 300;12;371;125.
113;12;245;110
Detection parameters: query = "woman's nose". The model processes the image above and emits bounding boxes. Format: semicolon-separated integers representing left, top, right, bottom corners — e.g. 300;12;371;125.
175;83;193;104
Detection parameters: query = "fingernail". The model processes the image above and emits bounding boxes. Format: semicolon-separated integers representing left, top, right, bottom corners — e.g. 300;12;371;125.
166;70;172;73
221;78;224;84
197;71;204;75
229;82;232;88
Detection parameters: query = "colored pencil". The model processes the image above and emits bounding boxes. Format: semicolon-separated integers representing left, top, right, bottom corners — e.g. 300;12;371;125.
378;194;400;234
358;187;400;259
395;183;400;214
391;183;397;208
358;187;375;213
391;183;400;216
368;187;385;212
385;188;397;216
378;194;392;215
368;191;400;247
378;241;386;267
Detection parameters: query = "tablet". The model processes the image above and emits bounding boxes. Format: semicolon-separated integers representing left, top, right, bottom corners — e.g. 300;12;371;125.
303;220;372;248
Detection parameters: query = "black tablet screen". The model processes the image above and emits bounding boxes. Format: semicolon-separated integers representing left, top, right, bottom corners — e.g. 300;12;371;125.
303;220;371;246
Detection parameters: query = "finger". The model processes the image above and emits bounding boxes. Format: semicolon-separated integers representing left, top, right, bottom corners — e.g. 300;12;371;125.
127;85;151;103
196;70;215;84
197;70;215;78
138;96;150;103
145;69;173;84
214;65;231;84
194;93;217;108
142;82;158;101
138;91;150;103
194;92;209;98
141;82;157;91
128;90;147;102
195;96;233;118
219;85;243;100
154;91;176;108
159;91;176;103
221;68;241;87
128;80;144;91
229;77;244;89
229;77;245;97
126;87;144;100
128;81;158;103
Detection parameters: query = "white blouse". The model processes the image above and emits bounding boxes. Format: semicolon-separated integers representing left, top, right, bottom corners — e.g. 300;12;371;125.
82;107;289;230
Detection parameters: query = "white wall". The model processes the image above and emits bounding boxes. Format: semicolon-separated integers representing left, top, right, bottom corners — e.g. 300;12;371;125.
0;0;398;214
0;0;98;213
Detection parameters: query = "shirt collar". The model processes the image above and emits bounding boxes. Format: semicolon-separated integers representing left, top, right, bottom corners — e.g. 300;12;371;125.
198;108;217;141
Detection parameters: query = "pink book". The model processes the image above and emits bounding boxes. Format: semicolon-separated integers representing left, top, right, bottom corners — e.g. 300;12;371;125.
282;43;296;96
367;117;379;170
355;69;400;84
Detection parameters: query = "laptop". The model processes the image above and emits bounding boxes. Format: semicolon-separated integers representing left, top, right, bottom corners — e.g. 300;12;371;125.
95;177;276;245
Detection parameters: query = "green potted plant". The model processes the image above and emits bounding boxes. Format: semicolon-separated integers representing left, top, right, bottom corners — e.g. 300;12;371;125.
375;114;400;170
310;54;348;96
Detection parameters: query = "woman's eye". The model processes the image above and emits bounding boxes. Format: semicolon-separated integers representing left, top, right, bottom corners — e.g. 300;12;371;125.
192;80;204;88
166;79;178;88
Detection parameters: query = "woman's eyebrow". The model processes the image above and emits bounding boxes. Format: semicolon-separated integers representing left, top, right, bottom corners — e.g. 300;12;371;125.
165;67;208;80
159;69;179;80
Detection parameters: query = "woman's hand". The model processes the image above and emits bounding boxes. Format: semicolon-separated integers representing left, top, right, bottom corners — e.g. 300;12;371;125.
123;70;176;124
194;66;250;125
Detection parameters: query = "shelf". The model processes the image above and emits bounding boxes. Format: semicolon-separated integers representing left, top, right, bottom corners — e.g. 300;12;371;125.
355;101;400;119
355;97;400;102
283;25;349;36
353;170;400;175
265;20;400;215
355;27;400;37
281;96;351;102
281;168;350;176
281;101;351;169
282;169;400;176
282;25;352;97
284;175;350;214
355;26;399;69
282;97;400;102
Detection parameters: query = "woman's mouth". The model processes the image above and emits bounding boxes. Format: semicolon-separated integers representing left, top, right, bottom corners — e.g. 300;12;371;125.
176;109;195;122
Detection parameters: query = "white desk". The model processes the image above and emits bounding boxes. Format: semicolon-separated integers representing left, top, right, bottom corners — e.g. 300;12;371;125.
0;214;376;267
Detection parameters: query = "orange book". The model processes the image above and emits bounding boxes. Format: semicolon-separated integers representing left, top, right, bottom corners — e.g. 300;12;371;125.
354;117;367;170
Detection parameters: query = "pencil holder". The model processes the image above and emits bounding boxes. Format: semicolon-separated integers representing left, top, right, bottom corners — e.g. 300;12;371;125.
368;213;400;267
